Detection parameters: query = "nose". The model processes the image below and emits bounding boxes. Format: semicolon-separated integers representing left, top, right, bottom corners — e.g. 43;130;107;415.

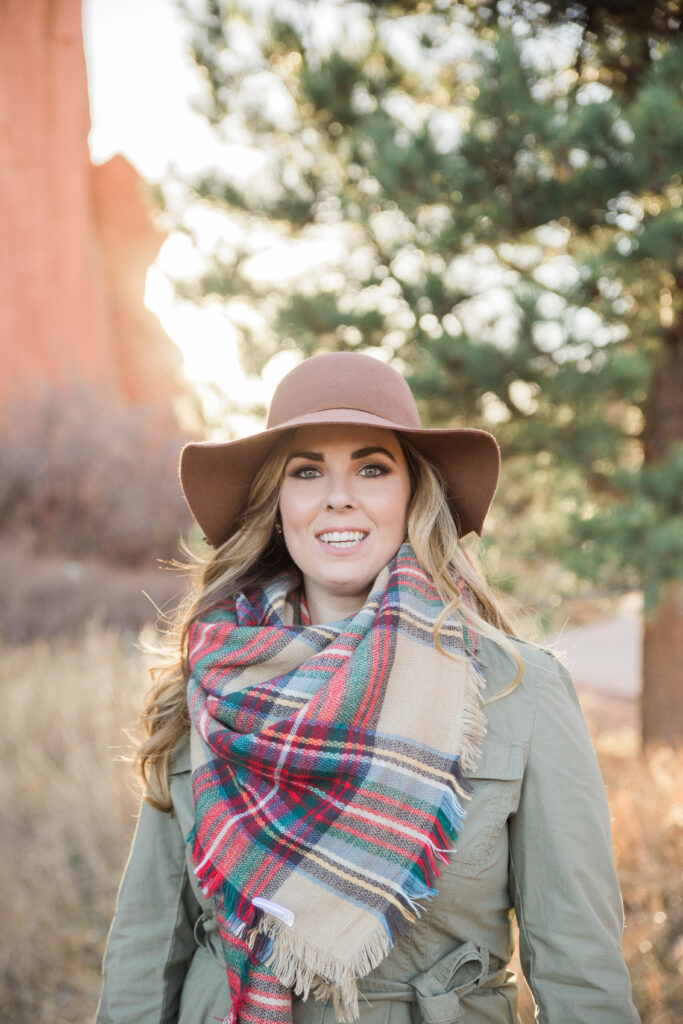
324;470;355;511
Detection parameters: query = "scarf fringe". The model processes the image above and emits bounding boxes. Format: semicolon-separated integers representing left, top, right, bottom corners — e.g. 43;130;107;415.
458;659;487;774
256;914;392;1023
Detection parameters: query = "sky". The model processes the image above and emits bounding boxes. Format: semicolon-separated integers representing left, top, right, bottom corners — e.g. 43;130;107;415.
82;0;291;431
83;0;199;180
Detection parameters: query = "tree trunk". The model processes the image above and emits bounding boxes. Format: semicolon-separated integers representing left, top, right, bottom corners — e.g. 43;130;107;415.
640;317;683;746
642;580;683;746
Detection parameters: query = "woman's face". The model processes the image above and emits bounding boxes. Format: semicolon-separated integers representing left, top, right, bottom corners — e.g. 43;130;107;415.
278;424;412;623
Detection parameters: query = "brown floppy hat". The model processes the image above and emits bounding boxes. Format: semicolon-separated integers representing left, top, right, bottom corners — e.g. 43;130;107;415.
180;352;500;546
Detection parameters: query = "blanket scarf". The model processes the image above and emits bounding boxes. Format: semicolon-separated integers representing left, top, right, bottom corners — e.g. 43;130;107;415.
186;542;486;1024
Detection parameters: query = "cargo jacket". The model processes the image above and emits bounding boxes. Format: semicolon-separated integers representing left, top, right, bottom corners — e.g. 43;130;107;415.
97;635;640;1024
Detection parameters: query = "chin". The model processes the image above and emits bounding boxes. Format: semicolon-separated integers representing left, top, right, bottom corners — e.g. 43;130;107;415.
326;579;372;596
321;571;374;595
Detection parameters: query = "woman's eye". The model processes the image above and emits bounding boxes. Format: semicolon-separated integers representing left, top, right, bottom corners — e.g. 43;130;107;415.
359;464;388;478
293;466;321;479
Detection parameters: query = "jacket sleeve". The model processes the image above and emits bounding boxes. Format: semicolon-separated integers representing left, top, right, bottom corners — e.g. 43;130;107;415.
508;654;640;1024
96;797;201;1024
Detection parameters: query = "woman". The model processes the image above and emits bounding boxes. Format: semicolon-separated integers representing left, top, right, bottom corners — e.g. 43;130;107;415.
97;352;639;1024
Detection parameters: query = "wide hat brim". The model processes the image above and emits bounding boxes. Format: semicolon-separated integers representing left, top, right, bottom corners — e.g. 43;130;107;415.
180;406;500;547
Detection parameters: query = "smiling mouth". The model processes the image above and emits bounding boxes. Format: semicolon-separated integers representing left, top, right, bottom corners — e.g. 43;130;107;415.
316;530;369;549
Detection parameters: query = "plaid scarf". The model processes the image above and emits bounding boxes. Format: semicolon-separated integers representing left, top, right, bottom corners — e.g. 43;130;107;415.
186;542;486;1024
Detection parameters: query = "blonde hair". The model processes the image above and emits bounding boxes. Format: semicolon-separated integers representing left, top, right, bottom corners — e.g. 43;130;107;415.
137;431;523;811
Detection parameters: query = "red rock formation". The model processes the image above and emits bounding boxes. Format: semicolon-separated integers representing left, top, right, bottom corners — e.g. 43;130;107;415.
0;0;182;412
90;155;183;406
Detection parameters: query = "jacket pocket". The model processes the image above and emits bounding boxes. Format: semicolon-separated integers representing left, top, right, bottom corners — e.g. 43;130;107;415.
444;736;524;879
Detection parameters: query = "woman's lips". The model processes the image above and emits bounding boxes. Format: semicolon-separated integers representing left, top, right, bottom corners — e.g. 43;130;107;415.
316;530;369;551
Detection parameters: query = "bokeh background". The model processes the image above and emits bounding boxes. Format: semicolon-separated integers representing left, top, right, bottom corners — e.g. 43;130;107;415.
0;1;681;1021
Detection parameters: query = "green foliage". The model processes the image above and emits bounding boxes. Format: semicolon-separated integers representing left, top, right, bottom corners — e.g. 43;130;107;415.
168;0;683;604
276;294;385;355
567;448;683;606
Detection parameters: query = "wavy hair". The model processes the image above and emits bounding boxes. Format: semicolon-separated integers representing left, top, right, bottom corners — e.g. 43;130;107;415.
136;431;523;811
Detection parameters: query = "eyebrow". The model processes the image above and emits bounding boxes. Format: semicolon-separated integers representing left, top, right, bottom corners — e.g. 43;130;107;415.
285;446;397;465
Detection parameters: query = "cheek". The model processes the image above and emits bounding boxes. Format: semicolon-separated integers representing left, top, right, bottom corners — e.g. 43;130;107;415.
374;478;411;533
278;482;315;533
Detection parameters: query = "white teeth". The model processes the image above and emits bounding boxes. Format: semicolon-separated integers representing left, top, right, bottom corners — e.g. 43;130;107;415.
318;530;367;546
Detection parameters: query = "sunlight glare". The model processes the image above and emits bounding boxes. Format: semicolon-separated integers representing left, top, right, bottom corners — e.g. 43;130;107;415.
244;231;346;283
146;263;304;438
146;268;241;387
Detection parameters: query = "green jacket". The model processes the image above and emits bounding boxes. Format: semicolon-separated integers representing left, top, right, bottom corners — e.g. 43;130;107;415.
97;636;640;1024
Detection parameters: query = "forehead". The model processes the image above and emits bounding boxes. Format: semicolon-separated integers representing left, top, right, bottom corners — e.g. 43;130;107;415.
286;424;403;455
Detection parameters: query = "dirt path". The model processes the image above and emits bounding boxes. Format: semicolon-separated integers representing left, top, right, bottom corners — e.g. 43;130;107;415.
545;605;642;700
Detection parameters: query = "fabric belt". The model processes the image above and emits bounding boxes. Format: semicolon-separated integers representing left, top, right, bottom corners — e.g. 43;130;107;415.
197;915;511;1023
356;942;512;1024
194;910;226;966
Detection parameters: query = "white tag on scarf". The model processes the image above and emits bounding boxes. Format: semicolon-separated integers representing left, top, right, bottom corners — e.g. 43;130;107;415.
252;897;295;927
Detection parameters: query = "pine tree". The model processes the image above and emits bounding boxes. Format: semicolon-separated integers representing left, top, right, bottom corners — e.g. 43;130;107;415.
168;0;683;744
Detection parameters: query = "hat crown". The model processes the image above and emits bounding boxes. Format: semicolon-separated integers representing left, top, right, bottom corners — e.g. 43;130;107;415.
267;352;421;430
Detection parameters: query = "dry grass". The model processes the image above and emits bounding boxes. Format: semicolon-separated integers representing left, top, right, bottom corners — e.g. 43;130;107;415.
602;745;683;1022
0;626;680;1023
0;625;145;1023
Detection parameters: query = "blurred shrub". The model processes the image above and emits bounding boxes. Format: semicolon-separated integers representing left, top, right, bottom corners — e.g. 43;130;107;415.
0;538;186;643
0;389;192;565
